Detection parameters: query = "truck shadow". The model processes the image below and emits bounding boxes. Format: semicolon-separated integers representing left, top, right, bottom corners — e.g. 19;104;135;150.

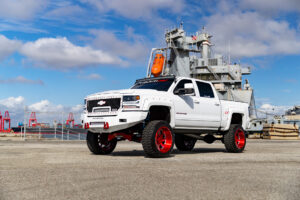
173;148;226;154
111;148;225;157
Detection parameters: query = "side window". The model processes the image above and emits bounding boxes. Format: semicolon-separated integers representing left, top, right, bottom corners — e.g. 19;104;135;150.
173;79;192;94
196;81;215;98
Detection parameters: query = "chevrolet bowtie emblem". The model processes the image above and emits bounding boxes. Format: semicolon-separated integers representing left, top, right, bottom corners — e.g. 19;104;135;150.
98;100;106;106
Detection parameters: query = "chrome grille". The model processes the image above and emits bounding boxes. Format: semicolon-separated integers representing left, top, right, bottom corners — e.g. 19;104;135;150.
87;98;121;113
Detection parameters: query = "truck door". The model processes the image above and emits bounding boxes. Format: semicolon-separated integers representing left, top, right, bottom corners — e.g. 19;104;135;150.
194;81;221;128
173;79;199;128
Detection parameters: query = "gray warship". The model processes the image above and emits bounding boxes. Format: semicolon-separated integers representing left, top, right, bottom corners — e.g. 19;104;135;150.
286;106;300;115
146;24;258;131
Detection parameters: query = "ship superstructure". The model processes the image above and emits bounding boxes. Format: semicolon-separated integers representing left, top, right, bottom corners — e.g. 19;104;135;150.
284;106;300;132
286;106;300;116
146;24;257;118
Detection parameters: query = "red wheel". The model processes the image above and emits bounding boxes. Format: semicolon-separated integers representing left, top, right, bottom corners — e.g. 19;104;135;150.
224;125;246;153
142;120;174;158
235;128;245;149
155;126;173;153
87;132;117;155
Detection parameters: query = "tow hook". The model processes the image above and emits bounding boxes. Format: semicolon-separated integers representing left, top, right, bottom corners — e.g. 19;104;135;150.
104;122;109;129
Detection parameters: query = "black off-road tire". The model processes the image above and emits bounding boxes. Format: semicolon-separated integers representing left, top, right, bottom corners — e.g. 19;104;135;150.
142;120;174;158
87;131;117;155
175;134;197;151
224;124;246;153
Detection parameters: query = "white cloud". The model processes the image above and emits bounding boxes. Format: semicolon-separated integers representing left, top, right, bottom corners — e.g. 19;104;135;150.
28;100;52;112
71;104;83;112
28;99;83;115
285;79;298;84
79;73;102;80
0;21;47;33
205;11;300;58
90;28;149;62
0;0;47;20
20;37;123;69
254;98;294;118
259;103;291;116
282;89;292;93
81;0;184;19
0;96;82;125
0;76;44;85
0;96;26;125
240;0;300;15
43;4;85;19
26;99;83;125
0;96;25;109
0;35;22;61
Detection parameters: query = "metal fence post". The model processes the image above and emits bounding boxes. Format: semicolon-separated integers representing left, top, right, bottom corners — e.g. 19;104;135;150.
24;107;27;141
61;111;64;141
39;127;41;139
78;132;80;140
67;129;69;140
24;124;26;140
54;127;56;139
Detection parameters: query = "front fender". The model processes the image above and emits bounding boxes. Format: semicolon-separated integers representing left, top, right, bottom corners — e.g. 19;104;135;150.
142;97;175;128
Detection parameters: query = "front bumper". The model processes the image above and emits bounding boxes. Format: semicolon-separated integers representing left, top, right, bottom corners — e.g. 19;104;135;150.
82;110;148;133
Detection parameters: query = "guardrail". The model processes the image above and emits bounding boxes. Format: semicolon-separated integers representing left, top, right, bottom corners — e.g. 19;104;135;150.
14;127;87;140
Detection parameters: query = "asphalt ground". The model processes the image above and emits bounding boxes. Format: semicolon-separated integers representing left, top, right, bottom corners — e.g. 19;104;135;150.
0;139;299;200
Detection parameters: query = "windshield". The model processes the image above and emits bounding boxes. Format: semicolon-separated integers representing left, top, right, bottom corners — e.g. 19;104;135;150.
132;79;174;91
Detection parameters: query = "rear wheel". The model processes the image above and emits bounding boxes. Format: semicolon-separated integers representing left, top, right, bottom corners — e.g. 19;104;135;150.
224;125;246;153
142;120;174;158
86;131;117;155
175;134;197;151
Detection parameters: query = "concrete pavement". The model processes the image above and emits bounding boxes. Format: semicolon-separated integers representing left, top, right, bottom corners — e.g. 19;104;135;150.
0;139;299;200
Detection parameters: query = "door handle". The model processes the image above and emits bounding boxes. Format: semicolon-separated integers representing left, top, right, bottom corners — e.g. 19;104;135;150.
194;100;200;104
215;103;220;106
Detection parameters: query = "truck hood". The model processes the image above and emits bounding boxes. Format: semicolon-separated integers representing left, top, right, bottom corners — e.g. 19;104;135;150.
86;89;168;99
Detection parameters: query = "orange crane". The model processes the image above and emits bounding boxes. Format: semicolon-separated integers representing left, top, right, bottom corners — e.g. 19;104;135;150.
66;112;74;128
29;112;37;127
0;112;2;132
2;111;11;132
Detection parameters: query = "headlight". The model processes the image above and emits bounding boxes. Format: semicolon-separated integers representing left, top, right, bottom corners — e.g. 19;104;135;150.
84;99;87;110
122;95;140;109
123;95;140;102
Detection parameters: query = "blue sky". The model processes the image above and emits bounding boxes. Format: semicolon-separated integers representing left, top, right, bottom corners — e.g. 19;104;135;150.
0;0;299;124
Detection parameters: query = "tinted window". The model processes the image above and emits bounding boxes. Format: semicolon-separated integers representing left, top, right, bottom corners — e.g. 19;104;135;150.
132;79;174;91
196;81;215;98
173;79;192;94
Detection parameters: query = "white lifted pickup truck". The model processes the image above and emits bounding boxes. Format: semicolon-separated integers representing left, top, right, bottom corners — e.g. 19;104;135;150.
82;76;250;157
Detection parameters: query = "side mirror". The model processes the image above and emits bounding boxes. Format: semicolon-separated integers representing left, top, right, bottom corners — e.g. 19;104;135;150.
184;83;193;89
174;88;195;95
174;82;195;95
183;88;194;95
